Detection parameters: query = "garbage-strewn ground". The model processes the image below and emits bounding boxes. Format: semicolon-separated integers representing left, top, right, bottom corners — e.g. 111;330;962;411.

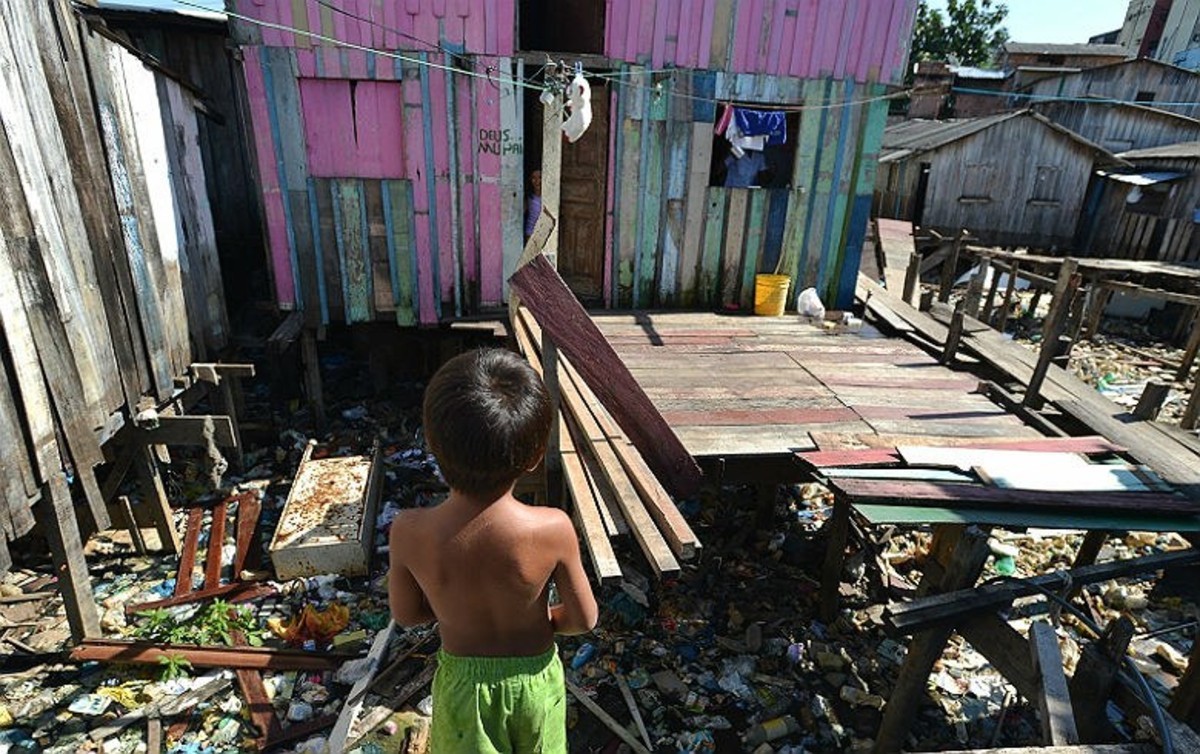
1;314;1198;753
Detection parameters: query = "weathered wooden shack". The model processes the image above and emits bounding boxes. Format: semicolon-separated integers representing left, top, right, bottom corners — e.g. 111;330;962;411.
226;0;918;321
874;110;1124;248
1080;141;1200;261
1015;58;1200;119
0;0;229;636
1031;98;1200;152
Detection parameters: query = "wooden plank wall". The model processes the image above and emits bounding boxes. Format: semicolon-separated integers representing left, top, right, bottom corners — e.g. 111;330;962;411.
230;0;911;317
0;0;227;566
1021;60;1200;120
610;70;891;310
1031;100;1200;152
604;0;917;86
1087;157;1200;263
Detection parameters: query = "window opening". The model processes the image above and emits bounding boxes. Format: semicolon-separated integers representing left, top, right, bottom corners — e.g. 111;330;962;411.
709;104;799;189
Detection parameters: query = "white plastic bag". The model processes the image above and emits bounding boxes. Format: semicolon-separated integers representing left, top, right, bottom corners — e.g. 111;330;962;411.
796;287;825;320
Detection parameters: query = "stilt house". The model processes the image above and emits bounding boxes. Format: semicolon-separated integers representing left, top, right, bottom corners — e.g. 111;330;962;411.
227;0;918;322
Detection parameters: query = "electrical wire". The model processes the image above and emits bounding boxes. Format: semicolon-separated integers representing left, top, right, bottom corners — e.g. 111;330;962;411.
987;575;1174;754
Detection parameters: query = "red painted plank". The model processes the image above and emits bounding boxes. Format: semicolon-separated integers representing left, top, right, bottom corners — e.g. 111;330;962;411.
828;478;1198;514
810;375;981;391
204;499;228;590
511;256;703;496
174;506;204;597
797;436;1128;469
853;405;1010;422
233;492;262;577
662;407;858;426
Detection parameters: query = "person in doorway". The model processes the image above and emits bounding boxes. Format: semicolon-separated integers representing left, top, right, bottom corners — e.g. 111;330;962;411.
388;348;598;753
524;169;543;240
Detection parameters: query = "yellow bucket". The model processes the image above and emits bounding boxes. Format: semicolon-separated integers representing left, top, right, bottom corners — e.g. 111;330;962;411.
753;274;791;316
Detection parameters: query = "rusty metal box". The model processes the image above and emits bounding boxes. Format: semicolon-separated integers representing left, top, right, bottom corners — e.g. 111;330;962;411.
268;443;382;580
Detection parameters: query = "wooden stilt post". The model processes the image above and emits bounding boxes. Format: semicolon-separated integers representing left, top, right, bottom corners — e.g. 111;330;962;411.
1177;307;1200;382
903;251;921;308
819;497;852;622
963;256;989;319
1182;375;1200;430
1030;620;1080;745
1024;287;1044;321
539;74;563;505
996;261;1020;333
1134;382;1171;421
937;229;965;303
942;299;966;365
300;329;326;433
1072;616;1134;743
135;445;180;554
36;473;101;640
981;257;1002;325
873;527;991;753
1024;259;1080;410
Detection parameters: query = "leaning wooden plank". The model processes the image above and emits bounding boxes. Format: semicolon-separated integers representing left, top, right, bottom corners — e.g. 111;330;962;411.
510;255;703;497
827;478;1199;514
329;622;395;753
562;450;623;584
174;507;204;596
565;677;651;754
125;582;274;616
136;416;238;448
70;639;359;671
1029;620;1080;745
88;671;231;742
898;447;1092;473
204;499;228;590
36;473;101;640
233;492;262;578
523;310;699;559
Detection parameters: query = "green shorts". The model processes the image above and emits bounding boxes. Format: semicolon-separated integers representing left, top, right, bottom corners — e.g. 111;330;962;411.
431;645;567;754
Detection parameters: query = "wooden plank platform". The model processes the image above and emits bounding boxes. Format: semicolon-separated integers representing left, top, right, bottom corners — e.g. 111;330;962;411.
588;311;1041;460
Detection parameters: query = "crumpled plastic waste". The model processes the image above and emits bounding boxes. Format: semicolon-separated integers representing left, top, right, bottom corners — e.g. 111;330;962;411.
268;603;351;646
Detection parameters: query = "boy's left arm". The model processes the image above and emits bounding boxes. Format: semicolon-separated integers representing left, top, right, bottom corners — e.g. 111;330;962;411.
388;515;436;627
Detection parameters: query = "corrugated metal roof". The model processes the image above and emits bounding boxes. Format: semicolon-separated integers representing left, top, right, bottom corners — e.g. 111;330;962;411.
1119;141;1200;160
1031;97;1200;125
881;110;1127;165
1004;42;1129;57
950;65;1010;80
1096;169;1189;185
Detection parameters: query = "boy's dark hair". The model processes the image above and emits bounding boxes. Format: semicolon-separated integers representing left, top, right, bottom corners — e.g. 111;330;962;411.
423;348;552;498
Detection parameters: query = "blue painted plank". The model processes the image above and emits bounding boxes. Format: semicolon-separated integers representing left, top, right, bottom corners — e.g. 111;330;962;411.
762;188;789;274
419;53;442;319
305;178;330;325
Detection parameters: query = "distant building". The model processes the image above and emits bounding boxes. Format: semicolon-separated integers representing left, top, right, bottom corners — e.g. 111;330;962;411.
874;110;1125;249
1001;42;1131;90
1116;0;1174;57
1080;141;1200;261
908;61;1011;119
1014;58;1200;118
1156;0;1200;68
1091;29;1122;45
1031;99;1200;152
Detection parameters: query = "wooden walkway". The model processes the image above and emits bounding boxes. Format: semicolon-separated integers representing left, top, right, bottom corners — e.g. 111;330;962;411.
590;311;1040;459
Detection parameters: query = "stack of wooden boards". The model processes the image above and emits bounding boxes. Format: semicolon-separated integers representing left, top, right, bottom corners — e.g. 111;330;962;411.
512;306;701;584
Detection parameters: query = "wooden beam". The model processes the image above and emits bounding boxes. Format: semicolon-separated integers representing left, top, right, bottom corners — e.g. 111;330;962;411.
266;311;304;355
1133;381;1171;421
1184;375;1200;431
135;445;180;554
937;229;966;302
204;498;227;589
963;257;989;319
233;492;262;578
996;261;1020;333
174;506;203;596
1177;308;1200;382
135;415;237;448
565;677;651;754
1170;620;1200;729
873;526;991;753
188;363;256;381
942;299;966;365
36;474;100;640
300;329;326;433
1025;259;1080;410
1030;620;1079;745
70;638;358;671
820;496;853;622
959;612;1042;702
1070;616;1133;743
125;581;274;616
509;255;703;497
903;251;921;307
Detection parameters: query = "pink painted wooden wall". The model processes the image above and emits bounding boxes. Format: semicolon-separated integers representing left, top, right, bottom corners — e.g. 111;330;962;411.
605;0;918;85
299;79;406;178
230;0;515;55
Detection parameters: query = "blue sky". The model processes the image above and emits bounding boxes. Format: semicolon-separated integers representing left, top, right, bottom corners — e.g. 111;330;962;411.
925;0;1129;44
114;0;1130;46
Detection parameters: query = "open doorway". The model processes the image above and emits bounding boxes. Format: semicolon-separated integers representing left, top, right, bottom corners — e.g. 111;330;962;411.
524;81;610;304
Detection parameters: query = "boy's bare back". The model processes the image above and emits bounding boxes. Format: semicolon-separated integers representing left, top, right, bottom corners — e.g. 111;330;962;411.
389;490;597;656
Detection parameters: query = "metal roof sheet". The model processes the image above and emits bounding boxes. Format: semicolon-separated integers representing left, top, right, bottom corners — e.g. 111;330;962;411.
1096;169;1188;185
1119;141;1200;160
1004;42;1129;57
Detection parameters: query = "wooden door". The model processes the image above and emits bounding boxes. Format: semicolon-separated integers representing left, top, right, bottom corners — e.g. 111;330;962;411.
559;82;608;302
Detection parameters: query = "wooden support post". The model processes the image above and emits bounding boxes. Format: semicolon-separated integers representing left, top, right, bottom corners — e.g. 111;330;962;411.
135;445;180;554
541;64;562;262
981;258;1002;325
942;299;966;366
300;329;326;433
902;251;921;308
1170;622;1200;729
1134;382;1171;421
819;496;852;622
1177;307;1200;382
1024;287;1044;321
996;261;1020;333
1071;616;1133;743
919;289;934;311
963;257;990;319
1024;260;1080;410
1183;376;1200;431
874;526;991;753
1083;286;1114;340
937;229;965;303
1030;620;1080;745
542;335;561;507
36;473;101;640
1049;335;1074;372
116;495;146;554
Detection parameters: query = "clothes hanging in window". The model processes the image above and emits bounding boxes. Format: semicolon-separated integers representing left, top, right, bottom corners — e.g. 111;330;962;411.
733;108;787;145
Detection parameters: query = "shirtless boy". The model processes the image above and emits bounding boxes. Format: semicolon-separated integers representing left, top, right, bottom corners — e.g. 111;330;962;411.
389;348;599;753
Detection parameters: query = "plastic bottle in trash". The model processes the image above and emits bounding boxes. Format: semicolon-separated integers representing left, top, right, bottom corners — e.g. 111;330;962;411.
744;715;801;746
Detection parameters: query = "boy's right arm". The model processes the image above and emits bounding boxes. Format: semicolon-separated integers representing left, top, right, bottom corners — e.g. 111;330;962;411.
547;510;599;635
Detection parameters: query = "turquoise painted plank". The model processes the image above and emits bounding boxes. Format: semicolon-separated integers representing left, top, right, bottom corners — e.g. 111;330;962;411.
802;78;838;293
787;79;830;293
818;79;857;304
333;179;372;322
418;53;442;319
305;179;330;325
260;47;304;311
762;188;789;274
383;179;416;326
700;187;726;307
835;92;889;308
639;118;665;307
609;69;627;307
739;189;768;311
